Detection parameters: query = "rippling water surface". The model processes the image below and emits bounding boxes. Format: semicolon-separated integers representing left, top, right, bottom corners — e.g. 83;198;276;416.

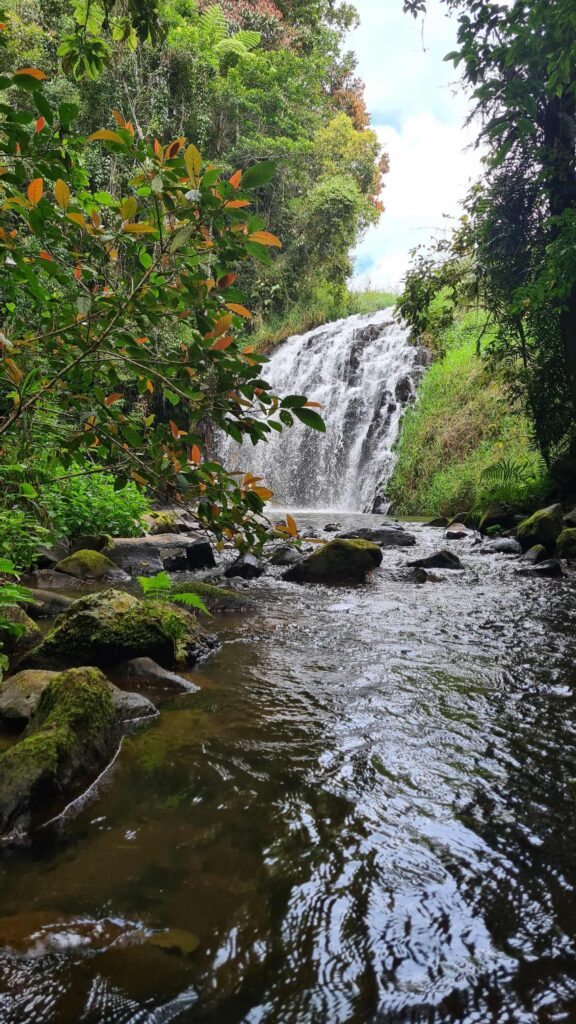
1;514;576;1023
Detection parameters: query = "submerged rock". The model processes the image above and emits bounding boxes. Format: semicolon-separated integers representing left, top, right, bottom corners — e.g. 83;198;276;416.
225;553;265;579
54;549;129;582
407;550;463;571
113;657;198;694
23;569;86;591
481;537;523;555
24;590;74;619
555;528;576;559
518;559;564;579
324;522;342;533
516;504;564;552
20;590;212;671
284;538;382;584
0;667;119;837
338;525;416;547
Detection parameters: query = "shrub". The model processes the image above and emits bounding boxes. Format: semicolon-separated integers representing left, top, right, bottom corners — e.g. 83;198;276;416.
41;473;151;540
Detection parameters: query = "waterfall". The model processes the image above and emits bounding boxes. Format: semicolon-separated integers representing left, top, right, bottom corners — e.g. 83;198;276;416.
220;309;423;512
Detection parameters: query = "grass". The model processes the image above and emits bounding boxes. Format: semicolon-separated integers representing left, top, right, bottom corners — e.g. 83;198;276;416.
250;289;397;352
387;310;549;517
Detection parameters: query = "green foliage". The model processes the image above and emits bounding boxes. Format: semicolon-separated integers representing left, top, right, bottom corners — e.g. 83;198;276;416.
0;558;33;680
251;288;396;351
41;473;151;539
0;510;51;571
388;312;549;517
137;571;211;616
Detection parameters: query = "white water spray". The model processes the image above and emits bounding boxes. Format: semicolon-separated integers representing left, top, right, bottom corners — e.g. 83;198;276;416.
220;309;423;512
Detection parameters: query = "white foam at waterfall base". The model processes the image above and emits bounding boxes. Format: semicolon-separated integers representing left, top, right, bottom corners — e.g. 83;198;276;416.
219;309;418;512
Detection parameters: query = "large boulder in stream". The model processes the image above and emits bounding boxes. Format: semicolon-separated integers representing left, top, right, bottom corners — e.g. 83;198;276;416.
555;528;576;559
284;538;382;584
516;504;564;552
0;667;119;837
338;525;416;547
407;550;463;571
224;553;265;579
106;533;215;576
20;590;215;671
54;549;129;582
0;667;156;728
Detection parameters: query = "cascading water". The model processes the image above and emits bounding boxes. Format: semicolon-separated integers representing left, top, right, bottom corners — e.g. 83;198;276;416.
220;308;424;512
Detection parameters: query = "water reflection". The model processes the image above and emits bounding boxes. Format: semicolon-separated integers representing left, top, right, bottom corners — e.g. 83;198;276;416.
0;515;575;1023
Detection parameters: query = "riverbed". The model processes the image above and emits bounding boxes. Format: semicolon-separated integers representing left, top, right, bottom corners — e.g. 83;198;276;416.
1;514;575;1023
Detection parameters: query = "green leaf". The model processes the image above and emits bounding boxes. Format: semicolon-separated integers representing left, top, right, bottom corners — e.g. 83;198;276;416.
293;408;325;432
240;161;276;190
172;592;211;615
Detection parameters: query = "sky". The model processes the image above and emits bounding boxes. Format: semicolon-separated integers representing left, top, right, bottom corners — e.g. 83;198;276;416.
349;0;482;291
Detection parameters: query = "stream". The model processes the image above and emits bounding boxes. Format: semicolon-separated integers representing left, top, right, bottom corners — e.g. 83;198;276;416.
1;513;576;1023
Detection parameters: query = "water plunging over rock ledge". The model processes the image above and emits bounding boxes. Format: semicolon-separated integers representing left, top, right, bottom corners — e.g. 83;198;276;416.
220;310;427;512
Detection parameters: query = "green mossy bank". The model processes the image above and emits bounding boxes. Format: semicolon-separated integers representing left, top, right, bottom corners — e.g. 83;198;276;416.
387;312;548;518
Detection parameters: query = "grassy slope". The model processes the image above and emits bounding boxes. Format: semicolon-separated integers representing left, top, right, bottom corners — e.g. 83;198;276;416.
387;311;548;517
250;290;396;352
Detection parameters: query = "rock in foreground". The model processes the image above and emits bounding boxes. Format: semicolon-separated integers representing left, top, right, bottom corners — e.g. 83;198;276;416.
338;525;416;547
284;539;382;584
20;590;213;671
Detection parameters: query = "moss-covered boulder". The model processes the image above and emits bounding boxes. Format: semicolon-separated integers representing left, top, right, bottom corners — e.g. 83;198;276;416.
54;549;129;582
283;538;382;584
0;607;42;662
142;511;178;535
20;590;212;671
556;528;576;559
516;504;564;552
0;667;118;836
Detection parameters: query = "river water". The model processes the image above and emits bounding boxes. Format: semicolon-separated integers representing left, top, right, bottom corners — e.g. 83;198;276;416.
1;513;576;1023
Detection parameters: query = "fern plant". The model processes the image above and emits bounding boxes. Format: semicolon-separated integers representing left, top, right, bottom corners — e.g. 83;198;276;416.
0;558;34;681
481;458;532;505
137;571;211;616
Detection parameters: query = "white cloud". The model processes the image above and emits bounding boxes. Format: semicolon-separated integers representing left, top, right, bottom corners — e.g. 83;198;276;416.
348;0;482;289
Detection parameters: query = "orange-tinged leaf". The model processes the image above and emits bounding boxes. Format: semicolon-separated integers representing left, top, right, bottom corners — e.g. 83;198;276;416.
229;169;242;189
0;227;6;242
104;393;123;406
122;222;156;234
153;138;162;156
167;137;184;159
225;199;250;208
191;444;201;464
211;335;233;351
38;250;53;261
87;129;125;145
4;358;23;383
35;116;46;133
111;109;126;127
248;230;282;248
14;67;47;80
66;212;87;229
217;272;237;289
131;471;147;485
74;264;82;280
54;178;70;209
135;336;149;345
252;486;274;501
243;345;255;354
145;379;154;393
305;401;322;408
286;513;298;537
120;196;137;220
169;419;180;439
208;313;232;340
225;302;252;319
27;178;43;206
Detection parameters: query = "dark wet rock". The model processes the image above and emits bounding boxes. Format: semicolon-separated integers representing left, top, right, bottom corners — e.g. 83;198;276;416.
22;569;86;591
479;505;520;533
113;657;198;694
480;537;523;556
445;523;474;540
298;526;316;540
563;507;576;528
36;538;69;569
70;534;112;555
324;523;342;533
284;538;382;584
109;685;157;722
0;669;58;726
106;534;215;577
225;553;265;579
555;528;576;559
0;667;119;837
425;517;449;528
0;607;42;662
410;567;441;583
549;449;576;499
518;559;564;579
20;590;213;671
268;544;302;567
516;504;564;552
54;550;129;582
407;550;463;571
23;590;74;620
521;544;547;565
395;375;415;404
370;495;388;515
338;525;416;547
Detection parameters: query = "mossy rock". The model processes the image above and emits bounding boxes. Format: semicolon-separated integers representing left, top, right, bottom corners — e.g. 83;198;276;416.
283;538;382;584
516;504;564;552
54;549;128;581
556;528;576;559
479;505;519;533
0;607;42;662
170;581;254;614
0;669;58;726
143;511;178;535
0;667;118;836
20;590;206;671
